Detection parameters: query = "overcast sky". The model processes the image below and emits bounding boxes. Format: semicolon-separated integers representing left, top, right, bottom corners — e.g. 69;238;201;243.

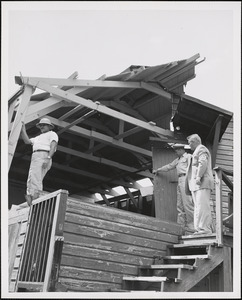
2;1;241;113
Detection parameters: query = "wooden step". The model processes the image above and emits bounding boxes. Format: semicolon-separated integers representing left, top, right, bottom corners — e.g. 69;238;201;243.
163;254;211;260
123;276;169;282
166;243;214;256
110;289;160;293
179;233;217;245
139;264;194;270
168;242;216;249
122;276;173;292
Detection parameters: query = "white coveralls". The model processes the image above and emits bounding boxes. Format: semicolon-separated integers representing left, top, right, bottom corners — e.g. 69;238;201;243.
26;131;58;197
159;152;194;230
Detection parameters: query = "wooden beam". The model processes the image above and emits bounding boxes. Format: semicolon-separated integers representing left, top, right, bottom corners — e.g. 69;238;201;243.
100;100;147;120
8;85;34;171
221;172;233;192
59;74;107;120
57;110;96;135
23;79;174;138
96;191;140;205
114;126;142;140
47;116;153;157
18;76;172;99
82;119;116;137
100;194;111;206
214;168;223;246
59;104;83;121
24;98;65;125
57;145;153;178
222;246;233;291
140;82;171;99
19;77;144;89
124;187;138;208
118;119;124;141
150;136;188;144
23;74;107;125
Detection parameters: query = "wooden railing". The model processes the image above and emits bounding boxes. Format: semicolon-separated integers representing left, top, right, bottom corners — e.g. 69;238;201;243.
213;167;233;246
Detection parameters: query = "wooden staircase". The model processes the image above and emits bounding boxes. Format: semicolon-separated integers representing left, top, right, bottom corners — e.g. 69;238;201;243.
113;233;228;292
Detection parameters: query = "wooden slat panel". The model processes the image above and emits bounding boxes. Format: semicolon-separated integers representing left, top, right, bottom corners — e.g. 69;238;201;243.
61;255;137;275
66;199;181;235
216;154;233;161
63;222;169;250
10;269;19;280
62;243;155;266
8;222;21;289
213;118;233;225
58;277;120;292
17;234;25;246
9;282;16;291
13;257;21;268
8;208;29;225
64;212;179;243
63;233;166;258
59;196;180;292
19;221;28;234
216;159;233;167
216;149;233;156
59;266;122;284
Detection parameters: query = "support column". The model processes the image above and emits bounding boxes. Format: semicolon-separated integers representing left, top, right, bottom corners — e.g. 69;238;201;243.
223;246;233;291
151;143;177;222
8;85;34;171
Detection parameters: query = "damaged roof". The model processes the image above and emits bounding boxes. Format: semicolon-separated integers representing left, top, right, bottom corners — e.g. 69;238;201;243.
8;53;233;206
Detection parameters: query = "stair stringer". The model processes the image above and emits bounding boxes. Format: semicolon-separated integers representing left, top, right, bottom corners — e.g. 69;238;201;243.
163;245;224;292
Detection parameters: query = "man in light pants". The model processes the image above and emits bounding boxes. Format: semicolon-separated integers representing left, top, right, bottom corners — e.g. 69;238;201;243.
153;144;194;233
185;134;214;235
21;118;58;206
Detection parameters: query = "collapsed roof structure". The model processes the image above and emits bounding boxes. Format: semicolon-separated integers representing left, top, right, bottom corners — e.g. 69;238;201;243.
8;53;233;207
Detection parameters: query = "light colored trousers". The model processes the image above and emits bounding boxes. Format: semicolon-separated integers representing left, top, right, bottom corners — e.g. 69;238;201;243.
26;151;52;197
191;189;213;233
177;176;194;230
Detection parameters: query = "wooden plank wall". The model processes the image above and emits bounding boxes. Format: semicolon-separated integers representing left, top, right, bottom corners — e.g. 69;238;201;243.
211;118;233;220
58;197;182;292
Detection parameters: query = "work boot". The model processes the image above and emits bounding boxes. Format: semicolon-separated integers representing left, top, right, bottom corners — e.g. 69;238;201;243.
193;230;212;235
32;191;40;200
25;194;33;207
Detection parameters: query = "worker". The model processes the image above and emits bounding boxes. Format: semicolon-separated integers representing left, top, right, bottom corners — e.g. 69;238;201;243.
20;117;58;206
153;144;194;232
185;134;214;235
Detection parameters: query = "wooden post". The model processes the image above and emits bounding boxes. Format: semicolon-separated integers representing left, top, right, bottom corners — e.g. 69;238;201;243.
43;190;68;292
8;85;34;171
223;246;233;291
206;114;223;168
214;168;223;246
152;146;177;222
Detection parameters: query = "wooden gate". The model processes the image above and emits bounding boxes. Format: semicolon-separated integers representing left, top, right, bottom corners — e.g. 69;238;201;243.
8;190;68;292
